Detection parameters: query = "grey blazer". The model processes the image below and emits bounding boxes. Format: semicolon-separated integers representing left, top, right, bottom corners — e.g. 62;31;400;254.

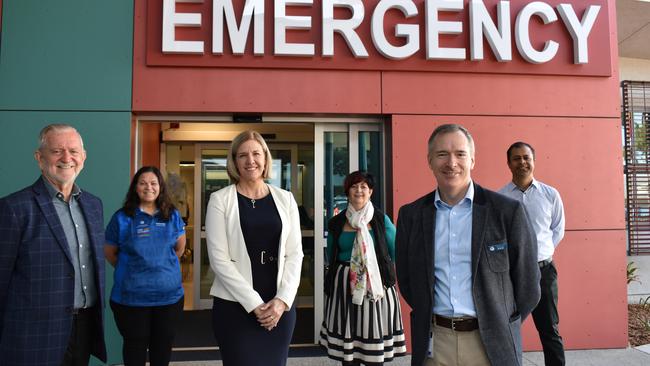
395;183;540;366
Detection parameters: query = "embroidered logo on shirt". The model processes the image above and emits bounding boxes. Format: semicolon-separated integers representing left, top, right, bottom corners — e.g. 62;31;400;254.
136;224;151;238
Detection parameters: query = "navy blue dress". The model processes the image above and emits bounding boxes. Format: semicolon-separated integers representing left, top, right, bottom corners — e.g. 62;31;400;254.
212;192;297;366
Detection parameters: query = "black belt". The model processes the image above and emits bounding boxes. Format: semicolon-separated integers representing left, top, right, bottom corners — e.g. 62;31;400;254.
538;258;553;268
70;306;93;315
433;314;479;331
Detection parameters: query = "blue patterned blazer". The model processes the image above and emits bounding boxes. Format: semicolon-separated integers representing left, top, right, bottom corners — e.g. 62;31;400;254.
0;177;107;365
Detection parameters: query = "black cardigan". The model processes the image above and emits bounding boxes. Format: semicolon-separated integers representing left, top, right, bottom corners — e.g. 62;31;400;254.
324;207;396;296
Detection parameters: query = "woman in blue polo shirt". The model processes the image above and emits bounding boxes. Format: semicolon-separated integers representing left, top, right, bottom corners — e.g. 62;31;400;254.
105;166;186;366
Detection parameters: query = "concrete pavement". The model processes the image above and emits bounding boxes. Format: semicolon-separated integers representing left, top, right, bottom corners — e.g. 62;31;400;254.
168;347;650;365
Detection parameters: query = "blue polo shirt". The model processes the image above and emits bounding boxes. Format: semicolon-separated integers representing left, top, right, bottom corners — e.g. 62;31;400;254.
106;208;185;306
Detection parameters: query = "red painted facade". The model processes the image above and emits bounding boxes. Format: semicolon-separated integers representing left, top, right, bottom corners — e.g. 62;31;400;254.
391;115;626;349
132;0;626;350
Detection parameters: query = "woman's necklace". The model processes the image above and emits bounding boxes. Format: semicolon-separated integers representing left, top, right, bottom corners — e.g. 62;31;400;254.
237;183;267;209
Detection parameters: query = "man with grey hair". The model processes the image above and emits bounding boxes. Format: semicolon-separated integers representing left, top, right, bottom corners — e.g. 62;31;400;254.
0;124;106;366
396;123;540;365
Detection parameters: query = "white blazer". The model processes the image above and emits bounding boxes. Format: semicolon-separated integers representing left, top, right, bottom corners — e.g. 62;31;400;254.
205;184;304;313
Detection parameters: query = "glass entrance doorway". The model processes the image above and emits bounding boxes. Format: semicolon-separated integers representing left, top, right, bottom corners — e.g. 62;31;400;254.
151;120;385;350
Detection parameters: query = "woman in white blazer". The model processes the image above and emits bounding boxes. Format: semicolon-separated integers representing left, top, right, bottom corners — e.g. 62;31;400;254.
205;130;303;366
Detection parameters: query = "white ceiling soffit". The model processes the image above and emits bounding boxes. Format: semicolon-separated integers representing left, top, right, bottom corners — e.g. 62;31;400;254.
618;0;650;60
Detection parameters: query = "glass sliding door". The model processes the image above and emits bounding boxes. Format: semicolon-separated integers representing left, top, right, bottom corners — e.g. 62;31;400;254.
196;145;230;309
193;143;317;344
162;143;196;310
313;122;385;341
270;144;317;344
352;124;384;210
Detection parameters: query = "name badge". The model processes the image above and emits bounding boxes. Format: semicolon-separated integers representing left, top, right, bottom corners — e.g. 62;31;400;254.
488;242;507;252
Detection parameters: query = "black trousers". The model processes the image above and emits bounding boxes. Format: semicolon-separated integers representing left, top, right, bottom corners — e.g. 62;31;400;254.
61;307;97;366
532;261;565;366
110;297;184;366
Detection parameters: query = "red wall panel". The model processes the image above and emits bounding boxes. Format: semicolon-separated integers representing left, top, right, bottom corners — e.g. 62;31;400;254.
382;71;620;117
391;115;627;349
391;115;625;230
522;230;628;350
383;0;620;118
132;0;381;114
133;67;381;113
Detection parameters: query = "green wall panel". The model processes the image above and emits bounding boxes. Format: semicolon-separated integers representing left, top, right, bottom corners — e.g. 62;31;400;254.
0;111;130;365
0;0;135;363
0;0;133;111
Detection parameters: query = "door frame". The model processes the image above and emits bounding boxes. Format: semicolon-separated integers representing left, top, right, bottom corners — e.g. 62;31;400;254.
193;143;228;310
192;142;301;310
140;116;386;344
313;122;384;341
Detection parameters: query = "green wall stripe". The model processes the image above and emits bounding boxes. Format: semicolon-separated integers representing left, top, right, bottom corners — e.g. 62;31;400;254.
0;0;133;111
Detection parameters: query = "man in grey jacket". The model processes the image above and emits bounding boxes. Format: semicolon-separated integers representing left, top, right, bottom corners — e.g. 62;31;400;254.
396;124;540;366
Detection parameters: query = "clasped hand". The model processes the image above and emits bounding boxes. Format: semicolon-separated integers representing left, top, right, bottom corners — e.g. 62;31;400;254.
253;298;288;331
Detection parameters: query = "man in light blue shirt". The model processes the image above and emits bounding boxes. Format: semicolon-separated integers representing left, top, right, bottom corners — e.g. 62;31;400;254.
499;141;565;366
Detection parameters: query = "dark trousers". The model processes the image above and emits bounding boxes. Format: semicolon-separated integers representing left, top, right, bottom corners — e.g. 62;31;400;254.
61;307;97;366
110;297;184;366
532;261;565;366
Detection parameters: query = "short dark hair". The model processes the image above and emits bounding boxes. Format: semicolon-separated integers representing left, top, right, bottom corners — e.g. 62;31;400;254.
122;166;176;220
343;171;375;196
427;123;475;156
506;141;535;161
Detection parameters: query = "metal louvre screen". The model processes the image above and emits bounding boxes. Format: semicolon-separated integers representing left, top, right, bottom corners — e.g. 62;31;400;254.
622;81;650;255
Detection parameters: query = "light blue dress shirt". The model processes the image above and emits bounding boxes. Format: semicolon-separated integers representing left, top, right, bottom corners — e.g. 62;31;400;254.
499;179;565;262
433;183;475;317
